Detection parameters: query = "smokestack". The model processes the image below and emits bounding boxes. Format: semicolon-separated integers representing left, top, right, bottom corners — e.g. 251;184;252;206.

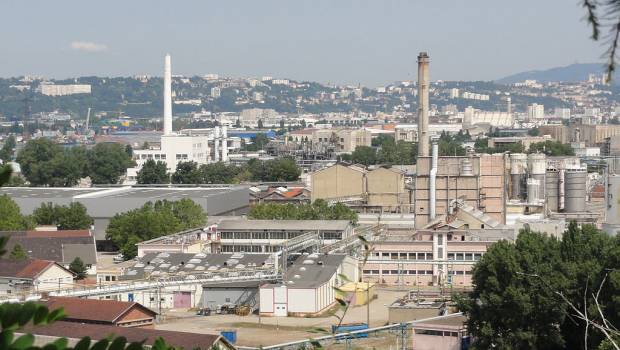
417;52;430;157
163;54;173;135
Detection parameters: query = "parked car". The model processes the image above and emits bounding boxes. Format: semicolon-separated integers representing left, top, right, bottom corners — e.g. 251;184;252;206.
196;308;211;316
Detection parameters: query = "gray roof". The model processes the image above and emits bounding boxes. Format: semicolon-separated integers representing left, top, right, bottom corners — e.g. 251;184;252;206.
2;232;97;265
123;252;274;280
281;253;347;288
217;220;351;231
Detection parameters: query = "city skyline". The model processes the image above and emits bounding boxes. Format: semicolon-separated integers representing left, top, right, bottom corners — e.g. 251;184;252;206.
0;0;602;86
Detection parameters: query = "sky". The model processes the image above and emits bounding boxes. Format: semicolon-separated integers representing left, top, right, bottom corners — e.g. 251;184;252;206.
0;0;604;86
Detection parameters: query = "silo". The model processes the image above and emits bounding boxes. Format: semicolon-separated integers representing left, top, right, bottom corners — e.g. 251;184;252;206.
603;174;620;235
510;153;528;199
527;178;541;204
564;169;587;212
546;169;560;212
528;153;546;197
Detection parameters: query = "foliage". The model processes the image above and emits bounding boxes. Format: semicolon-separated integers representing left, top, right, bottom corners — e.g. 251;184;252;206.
351;146;377;166
105;199;207;259
69;257;88;280
171;158;301;184
528;127;540;136
9;243;29;261
0;135;16;162
171;161;203;184
438;132;466;156
582;0;620;80
244;134;270;151
137;159;169;184
0;194;33;230
15;139;134;186
376;139;417;165
528;140;575;156
32;202;93;230
459;223;620;349
86;142;135;184
249;199;358;223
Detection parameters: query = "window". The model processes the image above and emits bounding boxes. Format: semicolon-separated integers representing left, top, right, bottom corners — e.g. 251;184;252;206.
456;253;464;261
465;253;473;261
448;253;455;261
225;298;231;302
426;253;433;260
391;253;399;260
474;253;482;261
399;253;408;259
390;270;399;275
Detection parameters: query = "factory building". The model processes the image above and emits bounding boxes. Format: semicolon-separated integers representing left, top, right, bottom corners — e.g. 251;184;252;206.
126;55;232;180
259;254;358;316
363;228;514;287
115;252;275;309
215;220;354;253
310;164;412;213
0;186;249;244
394;124;463;143
414;146;506;228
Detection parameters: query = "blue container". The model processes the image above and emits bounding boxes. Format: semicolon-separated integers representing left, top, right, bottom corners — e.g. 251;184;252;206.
332;323;369;339
220;330;237;344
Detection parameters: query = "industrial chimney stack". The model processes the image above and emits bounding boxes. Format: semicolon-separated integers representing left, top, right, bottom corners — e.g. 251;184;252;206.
417;52;430;157
163;54;173;135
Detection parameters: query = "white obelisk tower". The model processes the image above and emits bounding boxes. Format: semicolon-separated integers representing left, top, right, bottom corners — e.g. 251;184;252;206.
163;54;173;135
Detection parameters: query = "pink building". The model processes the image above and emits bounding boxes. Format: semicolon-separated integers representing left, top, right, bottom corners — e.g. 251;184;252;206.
363;228;514;287
412;314;468;350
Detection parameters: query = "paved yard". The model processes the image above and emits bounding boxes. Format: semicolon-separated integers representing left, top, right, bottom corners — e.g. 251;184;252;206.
156;288;406;348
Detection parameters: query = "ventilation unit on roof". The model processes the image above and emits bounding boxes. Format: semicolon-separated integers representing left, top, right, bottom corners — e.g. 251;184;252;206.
195;266;206;271
303;260;314;265
184;264;195;269
188;259;201;264
194;253;207;258
156;252;170;258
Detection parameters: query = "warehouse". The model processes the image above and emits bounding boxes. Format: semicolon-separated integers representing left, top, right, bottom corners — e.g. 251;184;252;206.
215;219;354;253
0;186;250;243
115;252;274;309
259;253;358;317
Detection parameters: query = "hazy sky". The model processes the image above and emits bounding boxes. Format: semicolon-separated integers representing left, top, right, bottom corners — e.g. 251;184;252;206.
0;0;604;86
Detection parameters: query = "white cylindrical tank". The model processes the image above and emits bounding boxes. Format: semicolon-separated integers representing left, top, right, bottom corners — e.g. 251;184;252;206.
546;169;560;212
510;153;528;200
527;178;541;204
564;169;587;212
528;153;546;198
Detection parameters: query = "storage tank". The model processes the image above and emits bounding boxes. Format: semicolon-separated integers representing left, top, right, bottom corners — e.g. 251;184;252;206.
564;169;587;212
546;169;560;212
510;153;528;199
527;178;541;204
528;153;546;199
460;158;474;176
603;174;620;235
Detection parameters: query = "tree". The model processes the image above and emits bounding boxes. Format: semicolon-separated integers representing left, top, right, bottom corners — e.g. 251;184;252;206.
200;162;240;183
105;199;207;259
459;223;620;350
582;1;620;80
351;146;377;166
87;142;135;184
16;138;83;186
56;202;93;230
69;256;88;280
249;199;358;223
528;127;540;136
33;202;93;230
257;119;264;129
0;135;16;163
9;243;28;260
0;194;33;230
528;140;575;156
137;159;169;184
171;161;203;184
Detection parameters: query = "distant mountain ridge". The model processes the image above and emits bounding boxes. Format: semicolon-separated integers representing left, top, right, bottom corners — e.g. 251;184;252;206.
495;63;617;84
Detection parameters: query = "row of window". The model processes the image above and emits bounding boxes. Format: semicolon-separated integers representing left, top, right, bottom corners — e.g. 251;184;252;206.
220;245;283;253
372;252;483;261
219;231;342;240
175;154;189;160
363;269;473;276
415;330;460;337
139;154;167;160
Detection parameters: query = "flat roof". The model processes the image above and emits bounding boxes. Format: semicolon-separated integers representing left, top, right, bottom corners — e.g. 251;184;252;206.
0;187;103;198
218;219;351;231
413;314;467;331
280;254;348;288
0;186;245;200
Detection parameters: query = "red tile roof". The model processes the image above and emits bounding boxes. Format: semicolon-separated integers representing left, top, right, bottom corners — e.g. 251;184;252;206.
22;321;232;350
282;188;304;198
0;259;59;279
44;297;157;324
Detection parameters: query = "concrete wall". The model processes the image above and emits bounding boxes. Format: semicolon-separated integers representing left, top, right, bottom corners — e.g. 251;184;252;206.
311;164;365;201
201;287;257;310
